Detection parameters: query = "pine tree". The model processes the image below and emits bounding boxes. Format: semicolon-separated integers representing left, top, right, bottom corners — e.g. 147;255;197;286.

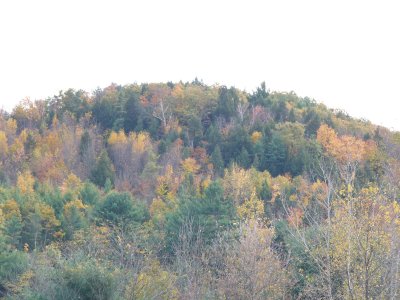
79;130;91;158
90;150;115;188
262;134;288;176
211;145;224;176
237;147;251;169
165;181;235;255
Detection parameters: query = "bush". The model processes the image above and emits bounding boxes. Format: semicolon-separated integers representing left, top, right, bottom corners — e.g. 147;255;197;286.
0;249;28;296
64;261;114;300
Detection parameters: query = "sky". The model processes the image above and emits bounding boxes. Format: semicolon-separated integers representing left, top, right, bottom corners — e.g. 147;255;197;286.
0;0;399;129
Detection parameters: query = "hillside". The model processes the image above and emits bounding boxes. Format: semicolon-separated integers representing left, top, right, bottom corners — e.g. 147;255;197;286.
1;81;400;299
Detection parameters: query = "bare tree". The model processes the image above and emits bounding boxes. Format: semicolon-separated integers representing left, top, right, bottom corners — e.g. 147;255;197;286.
219;220;287;300
173;219;209;300
236;101;249;123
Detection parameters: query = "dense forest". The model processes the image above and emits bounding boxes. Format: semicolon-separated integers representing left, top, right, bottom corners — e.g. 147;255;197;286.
1;80;400;299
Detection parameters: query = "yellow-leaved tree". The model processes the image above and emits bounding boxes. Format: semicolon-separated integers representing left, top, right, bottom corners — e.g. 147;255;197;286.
330;187;400;299
127;259;179;300
0;199;23;248
317;124;375;188
17;171;35;195
0;131;8;157
237;189;264;221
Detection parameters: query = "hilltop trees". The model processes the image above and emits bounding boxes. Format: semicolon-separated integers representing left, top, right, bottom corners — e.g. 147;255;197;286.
0;81;398;299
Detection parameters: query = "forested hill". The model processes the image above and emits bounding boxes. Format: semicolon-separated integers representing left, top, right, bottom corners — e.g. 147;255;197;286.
1;81;400;299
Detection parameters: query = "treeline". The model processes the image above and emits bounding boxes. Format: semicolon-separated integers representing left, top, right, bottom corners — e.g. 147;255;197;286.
1;81;400;299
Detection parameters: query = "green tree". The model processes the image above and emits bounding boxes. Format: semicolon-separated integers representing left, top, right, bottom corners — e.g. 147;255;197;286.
165;181;236;255
249;82;270;107
237;147;251;169
60;89;90;120
261;133;288;176
304;109;322;137
288;108;296;122
258;180;273;218
79;130;91;158
211;145;224;176
216;86;239;120
97;191;149;226
79;181;100;206
90;150;115;188
205;124;221;153
63;260;115;300
222;126;252;166
273;100;288;122
186;115;203;148
62;200;88;240
124;92;142;132
0;238;28;297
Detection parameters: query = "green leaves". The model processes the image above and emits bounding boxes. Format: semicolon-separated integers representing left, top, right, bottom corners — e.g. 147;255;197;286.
90;151;115;189
97;191;149;226
165;181;235;255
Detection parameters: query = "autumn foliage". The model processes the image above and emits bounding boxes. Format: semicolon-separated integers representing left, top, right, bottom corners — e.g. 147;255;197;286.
0;82;399;299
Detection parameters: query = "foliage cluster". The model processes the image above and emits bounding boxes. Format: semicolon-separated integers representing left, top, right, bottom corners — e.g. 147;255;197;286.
0;81;399;299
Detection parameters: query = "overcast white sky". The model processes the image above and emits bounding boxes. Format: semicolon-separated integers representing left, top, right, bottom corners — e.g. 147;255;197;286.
0;0;399;129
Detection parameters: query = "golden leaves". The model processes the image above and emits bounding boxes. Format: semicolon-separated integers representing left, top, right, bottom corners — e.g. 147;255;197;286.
108;130;152;154
63;199;87;221
1;198;20;216
0;130;8;156
251;131;262;143
5;118;17;136
156;165;179;199
171;83;184;99
62;173;82;194
149;197;167;219
132;132;150;153
310;179;328;202
317;124;374;164
129;259;179;300
108;130;127;145
223;165;270;207
270;175;291;203
237;189;264;221
181;157;200;174
17;171;35;195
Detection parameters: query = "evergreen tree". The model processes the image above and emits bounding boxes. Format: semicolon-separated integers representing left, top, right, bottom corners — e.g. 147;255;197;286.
211;145;224;176
261;134;288;176
79;181;100;206
274;100;288;122
97;191;149;226
249;82;270;107
258;180;272;201
258;180;273;218
222;126;252;166
237;147;251;169
158;139;167;155
187;115;203;147
79;130;91;158
216;86;239;120
90;150;115;188
165;181;235;255
205;124;222;153
123;92;142;132
304;109;321;137
288;108;296;122
92;98;117;129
